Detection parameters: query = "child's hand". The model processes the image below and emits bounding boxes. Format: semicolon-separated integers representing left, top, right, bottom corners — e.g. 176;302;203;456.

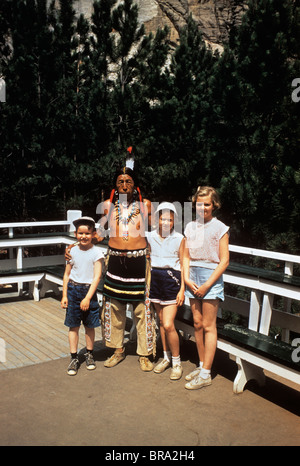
61;297;68;309
176;290;185;307
186;279;198;295
94;231;104;243
80;297;90;311
194;284;209;299
65;243;76;262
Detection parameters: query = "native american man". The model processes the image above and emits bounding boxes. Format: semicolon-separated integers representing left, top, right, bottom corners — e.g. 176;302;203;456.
96;165;155;371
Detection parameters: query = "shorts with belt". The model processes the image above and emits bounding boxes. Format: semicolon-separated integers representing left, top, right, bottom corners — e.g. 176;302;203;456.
150;267;181;306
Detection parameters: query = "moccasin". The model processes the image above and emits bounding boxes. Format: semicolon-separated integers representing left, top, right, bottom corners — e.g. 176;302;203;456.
104;350;125;368
139;356;153;372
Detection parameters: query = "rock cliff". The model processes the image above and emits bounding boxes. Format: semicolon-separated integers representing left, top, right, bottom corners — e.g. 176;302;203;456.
74;0;247;48
138;0;247;46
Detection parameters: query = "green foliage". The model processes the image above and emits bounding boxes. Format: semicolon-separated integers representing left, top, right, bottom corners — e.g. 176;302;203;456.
0;0;299;254
213;0;300;249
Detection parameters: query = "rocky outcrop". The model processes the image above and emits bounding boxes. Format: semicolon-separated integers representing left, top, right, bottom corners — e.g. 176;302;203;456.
73;0;247;48
153;0;247;45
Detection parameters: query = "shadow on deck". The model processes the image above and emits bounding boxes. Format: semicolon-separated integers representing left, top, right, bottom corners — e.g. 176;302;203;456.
0;295;299;447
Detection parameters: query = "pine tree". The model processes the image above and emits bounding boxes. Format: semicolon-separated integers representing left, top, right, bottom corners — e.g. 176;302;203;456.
100;0;171;198
208;0;300;251
84;0;116;200
139;16;216;201
109;0;145;151
0;0;59;219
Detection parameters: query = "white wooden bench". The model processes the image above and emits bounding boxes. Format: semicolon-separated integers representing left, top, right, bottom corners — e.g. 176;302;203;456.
0;232;78;300
0;267;45;301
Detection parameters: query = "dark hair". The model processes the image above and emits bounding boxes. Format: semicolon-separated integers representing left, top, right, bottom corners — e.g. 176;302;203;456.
74;220;96;232
109;166;144;214
113;166;138;186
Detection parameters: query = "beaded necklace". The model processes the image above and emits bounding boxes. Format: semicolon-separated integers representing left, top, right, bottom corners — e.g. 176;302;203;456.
115;199;140;240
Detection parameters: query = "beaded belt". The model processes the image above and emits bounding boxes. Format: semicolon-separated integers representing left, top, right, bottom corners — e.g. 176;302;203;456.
108;248;147;258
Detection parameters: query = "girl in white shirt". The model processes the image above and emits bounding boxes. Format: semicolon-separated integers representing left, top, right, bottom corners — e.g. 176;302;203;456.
183;187;229;390
147;203;185;380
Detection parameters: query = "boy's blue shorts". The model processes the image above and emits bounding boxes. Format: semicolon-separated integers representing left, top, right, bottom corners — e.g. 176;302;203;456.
64;281;100;329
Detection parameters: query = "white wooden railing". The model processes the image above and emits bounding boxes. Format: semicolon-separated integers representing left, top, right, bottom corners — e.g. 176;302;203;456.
229;244;300;276
0;210;82;237
227;244;300;342
1;210;299;271
0;210;83;269
1;211;299;342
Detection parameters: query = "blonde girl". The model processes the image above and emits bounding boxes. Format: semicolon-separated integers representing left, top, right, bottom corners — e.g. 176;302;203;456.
183;186;229;389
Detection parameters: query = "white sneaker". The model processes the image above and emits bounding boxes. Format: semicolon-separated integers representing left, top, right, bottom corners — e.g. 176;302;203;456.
170;364;183;380
185;367;201;381
185;375;212;390
154;359;171;374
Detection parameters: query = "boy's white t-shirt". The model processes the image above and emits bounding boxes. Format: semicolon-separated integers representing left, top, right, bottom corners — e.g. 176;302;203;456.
69;245;104;284
147;229;183;271
184;217;229;269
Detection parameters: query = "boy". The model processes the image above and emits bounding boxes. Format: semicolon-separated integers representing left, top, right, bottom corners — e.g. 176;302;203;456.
61;216;104;376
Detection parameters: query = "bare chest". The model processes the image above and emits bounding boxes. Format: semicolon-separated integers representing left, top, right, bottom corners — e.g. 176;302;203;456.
108;201;146;244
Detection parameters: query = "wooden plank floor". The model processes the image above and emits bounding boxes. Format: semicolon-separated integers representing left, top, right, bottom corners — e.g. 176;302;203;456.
0;296;103;370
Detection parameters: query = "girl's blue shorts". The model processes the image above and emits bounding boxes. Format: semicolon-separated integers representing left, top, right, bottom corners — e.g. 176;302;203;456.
185;266;224;301
150;267;181;306
64;281;100;328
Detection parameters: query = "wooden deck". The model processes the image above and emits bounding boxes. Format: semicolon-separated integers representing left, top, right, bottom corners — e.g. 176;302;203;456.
0;296;103;370
1;294;299;392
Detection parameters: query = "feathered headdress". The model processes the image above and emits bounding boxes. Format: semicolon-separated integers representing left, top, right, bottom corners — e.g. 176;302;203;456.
109;146;145;216
125;146;134;170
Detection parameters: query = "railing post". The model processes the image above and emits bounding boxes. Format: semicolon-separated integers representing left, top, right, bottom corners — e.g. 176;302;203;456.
17;246;23;295
259;293;274;335
249;290;261;331
16;246;23;269
282;261;294;343
67;210;82;232
8;228;14;260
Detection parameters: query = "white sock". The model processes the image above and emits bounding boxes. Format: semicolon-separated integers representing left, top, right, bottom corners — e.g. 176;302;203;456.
172;355;181;367
200;368;211;379
164;351;171;362
199;361;203;368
